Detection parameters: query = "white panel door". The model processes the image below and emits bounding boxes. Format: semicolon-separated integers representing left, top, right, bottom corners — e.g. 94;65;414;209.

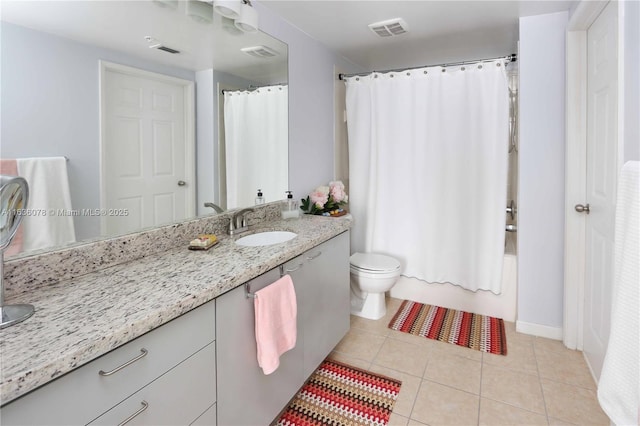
102;64;194;236
584;1;618;381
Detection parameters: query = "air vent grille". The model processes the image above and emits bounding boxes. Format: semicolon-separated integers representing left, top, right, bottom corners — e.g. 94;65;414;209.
154;45;180;54
145;37;180;54
241;46;278;58
368;18;409;37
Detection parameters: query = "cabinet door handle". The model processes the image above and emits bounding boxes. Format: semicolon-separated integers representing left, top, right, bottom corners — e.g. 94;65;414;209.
306;251;322;261
98;348;148;376
284;262;304;274
118;401;149;426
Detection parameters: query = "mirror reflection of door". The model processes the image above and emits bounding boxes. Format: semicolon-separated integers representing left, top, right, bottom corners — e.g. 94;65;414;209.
100;62;195;236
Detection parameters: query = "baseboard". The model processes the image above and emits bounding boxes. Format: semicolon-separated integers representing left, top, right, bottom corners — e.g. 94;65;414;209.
516;321;563;340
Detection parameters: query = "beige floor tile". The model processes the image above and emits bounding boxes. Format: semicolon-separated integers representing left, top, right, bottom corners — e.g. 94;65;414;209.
388;413;410;426
541;379;610;425
479;398;548;425
333;328;386;362
350;314;392;336
548;418;578;425
429;339;484;361
407;420;429;426
411;380;480;426
483;339;538;374
504;321;535;345
387;296;404;311
373;337;431;377
534;337;568;353
387;328;441;350
369;364;422;418
327;350;371;370
535;348;597;390
369;364;422;417
424;354;482;394
481;363;546;414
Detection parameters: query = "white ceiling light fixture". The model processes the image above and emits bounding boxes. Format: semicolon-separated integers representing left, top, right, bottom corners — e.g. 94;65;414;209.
213;0;242;19
368;18;409;37
186;0;213;23
234;1;258;33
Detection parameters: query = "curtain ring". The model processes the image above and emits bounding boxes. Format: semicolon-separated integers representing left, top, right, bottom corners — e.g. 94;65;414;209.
478;64;483;69
390;74;394;78
406;72;410;76
496;63;501;67
374;74;378;78
441;69;446;73
461;67;466;71
356;77;360;81
423;70;428;74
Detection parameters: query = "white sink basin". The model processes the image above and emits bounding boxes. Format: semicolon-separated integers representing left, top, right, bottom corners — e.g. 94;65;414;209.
235;231;297;247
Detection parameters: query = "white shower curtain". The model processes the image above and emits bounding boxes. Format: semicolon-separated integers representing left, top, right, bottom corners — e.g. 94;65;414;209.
224;85;288;208
345;62;509;293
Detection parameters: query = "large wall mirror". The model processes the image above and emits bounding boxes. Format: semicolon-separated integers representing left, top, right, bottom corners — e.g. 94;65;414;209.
1;0;288;258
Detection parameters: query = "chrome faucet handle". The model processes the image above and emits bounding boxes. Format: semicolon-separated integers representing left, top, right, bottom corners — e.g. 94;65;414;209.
228;208;255;235
233;208;255;228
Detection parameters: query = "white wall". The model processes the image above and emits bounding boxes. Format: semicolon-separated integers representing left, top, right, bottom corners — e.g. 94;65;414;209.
253;1;362;200
622;0;639;162
518;11;568;332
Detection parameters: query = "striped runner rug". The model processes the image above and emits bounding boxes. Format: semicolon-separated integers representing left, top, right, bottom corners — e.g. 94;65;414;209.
276;359;402;426
388;300;508;355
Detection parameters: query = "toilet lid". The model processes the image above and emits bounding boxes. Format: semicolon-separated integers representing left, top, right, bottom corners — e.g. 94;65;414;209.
350;253;401;272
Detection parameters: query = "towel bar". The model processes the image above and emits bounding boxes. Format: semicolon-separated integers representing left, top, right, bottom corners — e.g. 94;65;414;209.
245;283;257;299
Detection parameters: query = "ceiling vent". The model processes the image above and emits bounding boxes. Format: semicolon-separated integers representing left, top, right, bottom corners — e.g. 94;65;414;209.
368;18;409;37
145;36;180;54
152;45;181;54
241;45;278;58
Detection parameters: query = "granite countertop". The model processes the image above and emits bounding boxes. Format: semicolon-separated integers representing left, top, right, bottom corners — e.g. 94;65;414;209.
0;215;351;404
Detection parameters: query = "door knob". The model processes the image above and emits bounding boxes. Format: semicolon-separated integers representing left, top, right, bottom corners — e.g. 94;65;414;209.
575;203;590;214
177;180;186;186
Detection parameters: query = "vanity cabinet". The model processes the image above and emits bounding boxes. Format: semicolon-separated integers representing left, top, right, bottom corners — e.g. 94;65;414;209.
216;230;350;426
215;263;305;426
0;301;216;426
298;231;350;378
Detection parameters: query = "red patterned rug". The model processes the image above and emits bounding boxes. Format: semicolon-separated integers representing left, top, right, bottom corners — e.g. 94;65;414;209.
388;300;508;355
276;359;402;425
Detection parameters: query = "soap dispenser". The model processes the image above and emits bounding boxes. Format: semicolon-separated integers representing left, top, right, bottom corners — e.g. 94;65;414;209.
255;189;265;205
281;191;299;219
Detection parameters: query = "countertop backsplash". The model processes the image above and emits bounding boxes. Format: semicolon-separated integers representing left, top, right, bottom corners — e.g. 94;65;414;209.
3;202;282;299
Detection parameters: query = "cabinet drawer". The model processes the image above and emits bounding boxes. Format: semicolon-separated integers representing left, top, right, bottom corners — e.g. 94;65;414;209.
89;342;216;426
1;300;216;426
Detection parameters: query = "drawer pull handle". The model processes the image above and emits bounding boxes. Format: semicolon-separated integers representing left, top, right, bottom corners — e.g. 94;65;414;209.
306;251;322;261
99;348;148;376
118;400;149;426
284;262;303;273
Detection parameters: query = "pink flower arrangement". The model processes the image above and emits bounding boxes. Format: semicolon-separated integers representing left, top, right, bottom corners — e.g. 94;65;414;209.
301;181;348;215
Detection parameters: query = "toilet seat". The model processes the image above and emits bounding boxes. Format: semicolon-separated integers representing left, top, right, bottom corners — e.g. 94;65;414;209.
350;253;401;274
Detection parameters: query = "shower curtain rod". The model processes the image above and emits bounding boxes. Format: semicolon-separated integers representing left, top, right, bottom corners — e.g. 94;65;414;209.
221;83;287;94
338;53;517;80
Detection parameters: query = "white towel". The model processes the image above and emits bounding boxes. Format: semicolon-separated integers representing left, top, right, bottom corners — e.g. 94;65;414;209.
16;157;76;252
597;161;639;426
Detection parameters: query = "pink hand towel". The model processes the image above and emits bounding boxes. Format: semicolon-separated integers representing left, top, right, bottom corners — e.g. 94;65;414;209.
254;274;297;375
0;159;24;256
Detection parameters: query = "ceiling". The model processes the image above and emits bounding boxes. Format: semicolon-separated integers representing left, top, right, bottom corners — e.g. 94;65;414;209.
1;1;287;82
260;0;577;71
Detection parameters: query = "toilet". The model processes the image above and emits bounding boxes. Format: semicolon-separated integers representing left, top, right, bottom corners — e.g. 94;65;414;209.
350;252;402;320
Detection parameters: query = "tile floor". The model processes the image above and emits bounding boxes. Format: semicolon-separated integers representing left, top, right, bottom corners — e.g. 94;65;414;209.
329;297;610;426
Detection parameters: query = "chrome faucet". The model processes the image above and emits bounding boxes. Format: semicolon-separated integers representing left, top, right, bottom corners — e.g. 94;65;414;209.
204;202;224;214
229;208;255;235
